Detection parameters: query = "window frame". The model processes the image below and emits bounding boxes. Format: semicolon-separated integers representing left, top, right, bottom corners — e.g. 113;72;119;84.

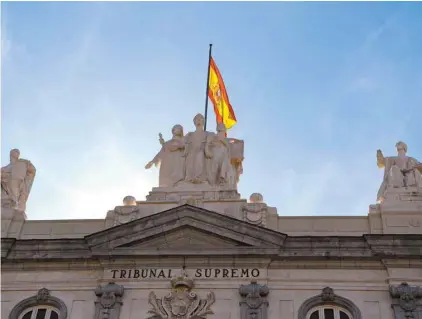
18;305;59;319
306;305;353;319
9;288;67;319
297;287;362;319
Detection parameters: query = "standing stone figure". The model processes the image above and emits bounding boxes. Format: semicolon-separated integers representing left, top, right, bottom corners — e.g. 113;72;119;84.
183;114;214;184
145;125;186;187
1;149;36;211
376;141;422;202
209;123;236;187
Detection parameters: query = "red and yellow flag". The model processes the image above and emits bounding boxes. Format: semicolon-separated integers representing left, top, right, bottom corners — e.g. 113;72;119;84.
208;57;237;130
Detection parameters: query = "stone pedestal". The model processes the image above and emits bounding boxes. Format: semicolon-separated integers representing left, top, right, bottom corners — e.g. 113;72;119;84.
368;187;422;234
146;184;241;201
1;205;27;238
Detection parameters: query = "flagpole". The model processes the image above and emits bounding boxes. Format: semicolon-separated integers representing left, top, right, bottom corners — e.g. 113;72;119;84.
204;44;213;131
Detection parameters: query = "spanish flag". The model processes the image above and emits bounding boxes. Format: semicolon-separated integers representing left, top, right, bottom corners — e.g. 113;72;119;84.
208;57;237;130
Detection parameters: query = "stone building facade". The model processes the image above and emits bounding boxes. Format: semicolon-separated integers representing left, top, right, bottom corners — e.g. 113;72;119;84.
2;116;422;319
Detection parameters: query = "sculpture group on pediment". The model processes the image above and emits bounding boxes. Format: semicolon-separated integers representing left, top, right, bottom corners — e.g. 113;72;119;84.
145;113;244;189
1;149;36;212
376;141;422;202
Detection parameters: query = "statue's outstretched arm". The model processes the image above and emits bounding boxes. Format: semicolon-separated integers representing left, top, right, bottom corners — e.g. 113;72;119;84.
145;149;162;169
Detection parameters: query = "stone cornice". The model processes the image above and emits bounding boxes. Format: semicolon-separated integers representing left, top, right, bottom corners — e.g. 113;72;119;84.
1;206;421;263
2;234;422;263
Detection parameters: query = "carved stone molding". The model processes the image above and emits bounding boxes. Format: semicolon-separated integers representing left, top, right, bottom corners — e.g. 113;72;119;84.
297;287;362;319
239;280;269;319
148;269;215;319
94;282;125;319
9;288;68;319
390;282;422;319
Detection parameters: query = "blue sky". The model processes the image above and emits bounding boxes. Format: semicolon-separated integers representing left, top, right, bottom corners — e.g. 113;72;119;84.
2;2;421;220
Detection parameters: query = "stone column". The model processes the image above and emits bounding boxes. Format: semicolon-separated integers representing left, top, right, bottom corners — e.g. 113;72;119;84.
390;282;422;319
239;281;269;319
94;282;124;319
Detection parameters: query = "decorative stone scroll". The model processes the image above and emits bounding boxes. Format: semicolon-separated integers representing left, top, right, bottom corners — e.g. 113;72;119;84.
9;288;68;319
390;282;422;319
94;282;125;319
242;193;268;227
297;287;362;319
239;280;269;319
148;269;215;319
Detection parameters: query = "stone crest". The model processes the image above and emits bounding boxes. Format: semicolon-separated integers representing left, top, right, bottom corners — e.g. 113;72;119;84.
239;281;269;319
390;282;422;319
148;269;215;319
94;282;125;319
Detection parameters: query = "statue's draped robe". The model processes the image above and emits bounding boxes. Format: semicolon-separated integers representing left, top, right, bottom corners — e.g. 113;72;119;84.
150;138;185;187
1;159;36;211
184;131;213;183
377;155;422;200
209;136;236;187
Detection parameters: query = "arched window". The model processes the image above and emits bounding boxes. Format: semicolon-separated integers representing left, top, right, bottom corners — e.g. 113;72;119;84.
298;287;362;319
18;306;59;319
306;305;352;319
9;288;67;319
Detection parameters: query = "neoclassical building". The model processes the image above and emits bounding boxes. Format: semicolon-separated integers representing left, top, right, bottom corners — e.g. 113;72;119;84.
1;116;422;319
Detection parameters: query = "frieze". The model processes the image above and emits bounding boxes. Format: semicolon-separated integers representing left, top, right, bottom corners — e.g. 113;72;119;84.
106;268;262;280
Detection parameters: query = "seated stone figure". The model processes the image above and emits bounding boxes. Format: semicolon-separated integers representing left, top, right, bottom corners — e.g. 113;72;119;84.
376;141;422;202
208;123;236;187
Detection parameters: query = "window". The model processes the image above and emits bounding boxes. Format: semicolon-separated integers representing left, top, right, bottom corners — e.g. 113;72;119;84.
18;306;59;319
306;306;352;319
297;287;362;319
9;288;67;319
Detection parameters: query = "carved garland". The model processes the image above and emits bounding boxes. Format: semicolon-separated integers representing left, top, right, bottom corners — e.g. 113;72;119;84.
297;287;362;319
9;288;68;319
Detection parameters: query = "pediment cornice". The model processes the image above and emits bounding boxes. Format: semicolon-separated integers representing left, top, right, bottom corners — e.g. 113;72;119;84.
85;205;287;250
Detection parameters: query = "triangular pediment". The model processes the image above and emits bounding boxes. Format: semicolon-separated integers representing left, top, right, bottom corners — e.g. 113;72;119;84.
122;226;249;249
85;205;286;254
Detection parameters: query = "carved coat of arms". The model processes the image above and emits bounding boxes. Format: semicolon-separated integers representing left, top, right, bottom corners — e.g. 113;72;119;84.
148;269;215;319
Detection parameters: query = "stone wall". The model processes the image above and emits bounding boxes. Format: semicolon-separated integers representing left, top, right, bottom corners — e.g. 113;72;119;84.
2;265;421;319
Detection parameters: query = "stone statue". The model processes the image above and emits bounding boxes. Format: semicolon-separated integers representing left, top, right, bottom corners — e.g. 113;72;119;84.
146;125;186;187
183;114;214;184
376;141;422;202
1;149;36;211
227;137;244;184
208;123;236;187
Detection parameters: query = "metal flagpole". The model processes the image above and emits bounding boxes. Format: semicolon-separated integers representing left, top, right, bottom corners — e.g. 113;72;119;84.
204;44;213;131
